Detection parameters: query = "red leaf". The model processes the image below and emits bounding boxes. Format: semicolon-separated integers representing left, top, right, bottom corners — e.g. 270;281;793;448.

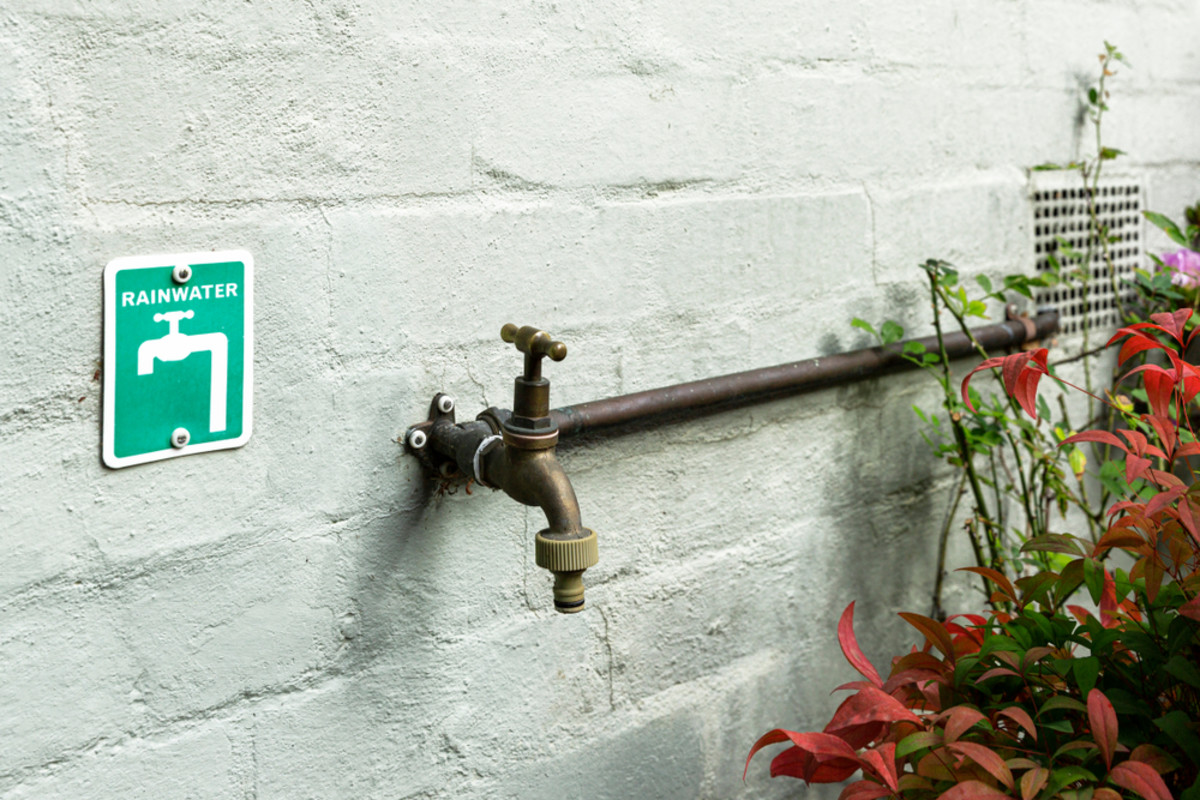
942;706;986;744
1118;332;1166;365
1129;744;1179;775
976;667;1020;683
1146;486;1186;519
1067;605;1092;624
745;729;860;781
1145;369;1174;419
1092;790;1123;800
1180;499;1200;548
770;745;861;783
1151;308;1192;344
944;620;985;649
935;779;1013;800
1117;428;1149;453
1061;430;1129;452
825;687;924;738
961;350;1048;419
997;707;1037;741
1002;352;1030;397
1108;323;1165;348
948;742;1014;789
961;357;1009;412
1185;373;1200;405
1095;527;1147;553
839;780;895;800
1087;689;1118;771
1126;454;1152;485
1012;351;1050;419
893;651;950;672
839;602;884;689
838;722;890;751
859;742;900;793
834;680;880;693
1021;646;1055;672
1117;428;1169;460
883;668;946;694
1175;442;1200;458
1179;592;1200;622
1019;767;1049;800
1100;569;1119;628
1145;415;1178;458
898;612;956;662
1110;760;1174;800
1147;469;1185;488
957;567;1016;603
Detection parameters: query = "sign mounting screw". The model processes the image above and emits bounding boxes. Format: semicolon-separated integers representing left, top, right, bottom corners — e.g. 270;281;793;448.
172;264;193;284
171;427;191;448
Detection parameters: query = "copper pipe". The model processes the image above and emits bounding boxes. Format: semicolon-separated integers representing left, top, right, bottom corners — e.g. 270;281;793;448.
551;310;1058;440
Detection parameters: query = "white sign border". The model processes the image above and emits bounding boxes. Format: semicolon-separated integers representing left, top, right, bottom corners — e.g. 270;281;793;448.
103;250;255;469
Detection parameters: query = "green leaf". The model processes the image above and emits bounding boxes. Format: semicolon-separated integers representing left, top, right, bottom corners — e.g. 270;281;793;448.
1144;211;1189;247
1039;719;1075;734
1088;87;1099;105
1099;460;1128;497
851;317;878;338
880;320;904;345
904;341;927;356
1100;147;1123;161
1155;711;1200;764
896;730;943;757
1165;654;1200;688
1003;275;1034;299
1038;395;1052;424
1039;695;1087;716
1083;558;1104;605
1073;656;1100;696
976;274;994;293
1016;579;1057;614
1022;534;1086;557
1043;765;1096;797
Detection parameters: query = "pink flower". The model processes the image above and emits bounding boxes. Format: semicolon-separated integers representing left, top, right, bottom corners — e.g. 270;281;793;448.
1163;248;1200;288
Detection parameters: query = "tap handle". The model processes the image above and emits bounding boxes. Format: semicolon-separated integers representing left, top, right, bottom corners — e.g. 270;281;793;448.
501;324;567;381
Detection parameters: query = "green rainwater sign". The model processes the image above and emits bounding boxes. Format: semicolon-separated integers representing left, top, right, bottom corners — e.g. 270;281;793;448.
103;251;254;468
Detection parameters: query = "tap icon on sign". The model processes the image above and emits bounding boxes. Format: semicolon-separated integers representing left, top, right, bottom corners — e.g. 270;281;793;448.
136;310;229;433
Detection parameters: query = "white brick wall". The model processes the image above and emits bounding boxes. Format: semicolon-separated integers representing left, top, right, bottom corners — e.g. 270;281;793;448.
3;1;1200;797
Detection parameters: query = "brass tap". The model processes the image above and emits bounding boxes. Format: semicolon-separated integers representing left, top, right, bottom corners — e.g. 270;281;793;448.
413;324;598;613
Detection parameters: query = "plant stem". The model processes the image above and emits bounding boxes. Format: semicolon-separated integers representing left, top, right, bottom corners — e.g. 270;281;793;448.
932;472;968;620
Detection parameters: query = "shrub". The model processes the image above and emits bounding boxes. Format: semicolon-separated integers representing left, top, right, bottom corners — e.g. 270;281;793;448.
747;310;1200;799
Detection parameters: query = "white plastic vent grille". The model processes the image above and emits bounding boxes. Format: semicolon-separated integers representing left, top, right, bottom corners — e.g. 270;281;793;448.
1032;176;1143;337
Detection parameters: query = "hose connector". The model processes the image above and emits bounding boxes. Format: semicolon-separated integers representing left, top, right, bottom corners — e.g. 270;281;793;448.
535;529;598;612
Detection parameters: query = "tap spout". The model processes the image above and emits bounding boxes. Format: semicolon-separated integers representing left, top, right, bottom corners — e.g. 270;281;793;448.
481;444;583;536
431;408;598;613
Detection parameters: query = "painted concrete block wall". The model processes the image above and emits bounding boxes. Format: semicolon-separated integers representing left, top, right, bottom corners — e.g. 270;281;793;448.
2;1;1199;798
